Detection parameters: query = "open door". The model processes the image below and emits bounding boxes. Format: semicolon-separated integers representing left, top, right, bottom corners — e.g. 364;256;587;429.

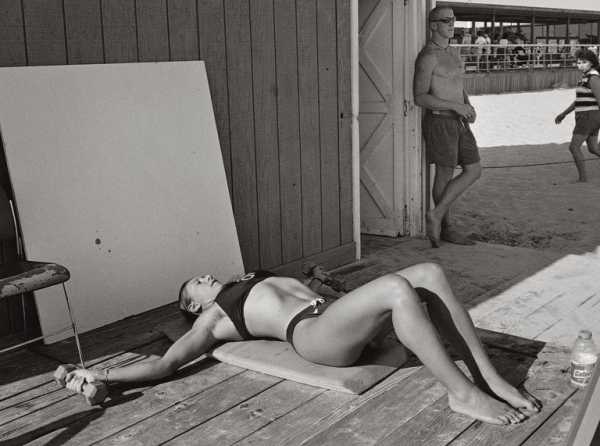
359;0;426;237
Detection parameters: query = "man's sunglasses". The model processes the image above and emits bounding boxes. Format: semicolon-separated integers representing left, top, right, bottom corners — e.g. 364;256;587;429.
431;17;455;24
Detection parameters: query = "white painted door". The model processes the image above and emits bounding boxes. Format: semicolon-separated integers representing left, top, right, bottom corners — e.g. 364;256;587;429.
359;0;426;237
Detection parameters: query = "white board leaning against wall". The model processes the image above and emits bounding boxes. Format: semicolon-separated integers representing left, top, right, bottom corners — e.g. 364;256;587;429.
0;61;244;341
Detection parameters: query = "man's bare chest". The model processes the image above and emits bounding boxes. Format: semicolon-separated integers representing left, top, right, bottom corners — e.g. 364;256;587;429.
432;53;464;79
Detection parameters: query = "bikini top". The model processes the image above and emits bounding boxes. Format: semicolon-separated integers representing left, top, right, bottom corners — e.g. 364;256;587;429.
214;270;276;340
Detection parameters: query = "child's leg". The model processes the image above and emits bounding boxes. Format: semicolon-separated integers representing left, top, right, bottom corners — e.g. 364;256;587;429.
396;262;540;412
586;134;600;157
292;274;524;424
569;134;589;181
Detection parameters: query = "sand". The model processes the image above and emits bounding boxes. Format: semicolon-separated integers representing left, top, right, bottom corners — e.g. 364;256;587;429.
452;89;600;255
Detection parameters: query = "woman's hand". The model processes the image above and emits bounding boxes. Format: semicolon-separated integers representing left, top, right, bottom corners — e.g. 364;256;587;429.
65;368;105;388
555;113;565;124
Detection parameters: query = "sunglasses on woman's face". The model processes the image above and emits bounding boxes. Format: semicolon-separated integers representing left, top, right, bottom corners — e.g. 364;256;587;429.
432;17;455;24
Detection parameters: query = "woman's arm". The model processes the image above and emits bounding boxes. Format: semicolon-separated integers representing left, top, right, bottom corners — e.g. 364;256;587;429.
67;307;223;385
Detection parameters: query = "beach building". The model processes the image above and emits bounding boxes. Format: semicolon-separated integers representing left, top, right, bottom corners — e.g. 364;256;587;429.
0;0;431;353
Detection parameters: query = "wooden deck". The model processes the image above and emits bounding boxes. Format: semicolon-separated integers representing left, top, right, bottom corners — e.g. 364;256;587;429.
0;239;589;445
0;309;584;445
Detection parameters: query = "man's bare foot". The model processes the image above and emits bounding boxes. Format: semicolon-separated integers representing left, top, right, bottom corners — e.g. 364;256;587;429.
448;387;526;425
486;377;542;413
426;211;441;248
440;228;475;245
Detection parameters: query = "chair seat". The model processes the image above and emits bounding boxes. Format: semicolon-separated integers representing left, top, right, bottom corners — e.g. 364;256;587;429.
0;261;70;298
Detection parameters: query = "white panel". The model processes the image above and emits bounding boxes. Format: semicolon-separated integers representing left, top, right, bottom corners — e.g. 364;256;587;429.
0;62;244;340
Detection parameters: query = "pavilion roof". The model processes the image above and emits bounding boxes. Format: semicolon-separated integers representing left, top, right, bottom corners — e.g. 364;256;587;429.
438;1;600;24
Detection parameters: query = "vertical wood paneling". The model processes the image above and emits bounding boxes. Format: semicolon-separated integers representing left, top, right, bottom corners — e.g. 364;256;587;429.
224;0;260;270
0;0;355;277
102;0;137;63
197;0;231;190
274;0;302;263
336;0;353;244
64;0;104;64
0;0;26;66
167;0;198;60
317;0;341;250
297;0;322;257
23;0;67;65
136;0;169;61
250;0;281;268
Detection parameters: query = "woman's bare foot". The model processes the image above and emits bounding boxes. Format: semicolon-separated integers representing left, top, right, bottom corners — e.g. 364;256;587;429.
448;387;526;425
486;376;542;413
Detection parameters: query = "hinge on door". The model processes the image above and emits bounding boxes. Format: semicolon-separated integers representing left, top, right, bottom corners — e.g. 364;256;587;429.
404;0;408;5
403;99;409;117
403;204;409;234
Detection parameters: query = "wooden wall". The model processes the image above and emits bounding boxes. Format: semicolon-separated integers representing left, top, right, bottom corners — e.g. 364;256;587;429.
0;0;354;276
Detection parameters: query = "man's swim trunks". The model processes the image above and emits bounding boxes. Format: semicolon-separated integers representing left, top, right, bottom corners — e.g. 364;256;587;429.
215;270;276;340
423;110;480;167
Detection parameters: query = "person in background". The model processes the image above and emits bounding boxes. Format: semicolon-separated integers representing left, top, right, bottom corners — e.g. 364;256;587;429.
555;48;600;182
414;6;482;247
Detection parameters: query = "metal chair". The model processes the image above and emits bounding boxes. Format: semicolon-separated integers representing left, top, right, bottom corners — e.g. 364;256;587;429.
0;186;85;367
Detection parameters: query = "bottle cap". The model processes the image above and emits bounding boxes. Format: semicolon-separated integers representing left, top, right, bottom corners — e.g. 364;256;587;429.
578;330;592;340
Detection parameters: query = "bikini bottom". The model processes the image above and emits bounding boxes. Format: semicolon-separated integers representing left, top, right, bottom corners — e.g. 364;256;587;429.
285;297;333;347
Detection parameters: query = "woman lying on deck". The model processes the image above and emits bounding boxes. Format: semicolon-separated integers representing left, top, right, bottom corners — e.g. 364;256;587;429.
67;262;540;425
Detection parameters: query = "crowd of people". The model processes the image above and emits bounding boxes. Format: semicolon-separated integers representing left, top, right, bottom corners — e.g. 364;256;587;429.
455;29;576;71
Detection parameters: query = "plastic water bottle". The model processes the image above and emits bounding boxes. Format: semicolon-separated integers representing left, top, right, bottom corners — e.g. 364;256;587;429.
570;330;598;387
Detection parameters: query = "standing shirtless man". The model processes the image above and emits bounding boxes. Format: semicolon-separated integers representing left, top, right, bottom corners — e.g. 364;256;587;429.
414;6;482;248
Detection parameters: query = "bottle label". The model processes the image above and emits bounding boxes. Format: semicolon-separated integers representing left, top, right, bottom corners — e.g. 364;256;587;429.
570;360;596;386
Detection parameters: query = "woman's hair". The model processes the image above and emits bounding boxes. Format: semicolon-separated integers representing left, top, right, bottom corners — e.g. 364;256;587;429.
178;278;200;323
575;48;600;70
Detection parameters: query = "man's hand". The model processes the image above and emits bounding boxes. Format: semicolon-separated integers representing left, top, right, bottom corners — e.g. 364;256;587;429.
454;103;476;123
555;113;565;124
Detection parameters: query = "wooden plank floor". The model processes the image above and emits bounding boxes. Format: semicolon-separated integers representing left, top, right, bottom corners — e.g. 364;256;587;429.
0;316;584;446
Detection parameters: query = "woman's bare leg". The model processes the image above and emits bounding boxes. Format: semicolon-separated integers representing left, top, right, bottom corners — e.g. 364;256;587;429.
569;134;588;182
396;262;540;413
293;274;525;425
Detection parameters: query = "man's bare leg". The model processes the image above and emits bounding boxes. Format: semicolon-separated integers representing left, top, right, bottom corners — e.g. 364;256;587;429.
428;162;481;247
569;134;588;182
398;263;541;413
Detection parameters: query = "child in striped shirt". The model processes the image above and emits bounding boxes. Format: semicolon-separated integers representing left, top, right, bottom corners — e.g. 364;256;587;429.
555;48;600;182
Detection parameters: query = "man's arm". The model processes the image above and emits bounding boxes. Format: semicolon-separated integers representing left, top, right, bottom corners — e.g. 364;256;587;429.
463;89;476;123
413;52;474;118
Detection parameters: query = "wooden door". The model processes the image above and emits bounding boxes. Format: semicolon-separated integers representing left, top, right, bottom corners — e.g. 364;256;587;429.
359;0;405;236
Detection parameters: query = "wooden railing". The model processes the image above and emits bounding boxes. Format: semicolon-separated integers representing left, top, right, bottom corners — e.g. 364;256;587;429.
452;43;599;73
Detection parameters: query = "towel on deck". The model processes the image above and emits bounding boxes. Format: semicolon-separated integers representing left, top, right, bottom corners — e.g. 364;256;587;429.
158;317;408;394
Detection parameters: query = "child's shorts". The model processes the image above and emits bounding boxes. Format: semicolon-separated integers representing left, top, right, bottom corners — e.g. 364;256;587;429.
573;110;600;137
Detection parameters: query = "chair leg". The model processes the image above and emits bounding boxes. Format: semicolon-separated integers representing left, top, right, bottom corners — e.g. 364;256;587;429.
20;293;27;337
62;283;86;368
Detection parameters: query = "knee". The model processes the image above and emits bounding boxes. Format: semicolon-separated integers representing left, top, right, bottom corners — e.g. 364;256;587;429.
378;274;420;308
410;262;446;287
465;163;482;181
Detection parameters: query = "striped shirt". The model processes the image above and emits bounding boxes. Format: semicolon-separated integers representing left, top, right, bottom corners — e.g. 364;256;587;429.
575;69;600;112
